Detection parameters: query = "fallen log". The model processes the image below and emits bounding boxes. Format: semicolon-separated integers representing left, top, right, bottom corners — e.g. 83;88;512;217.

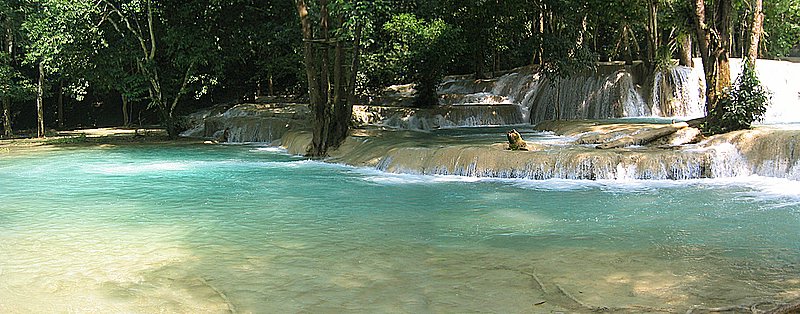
596;123;688;149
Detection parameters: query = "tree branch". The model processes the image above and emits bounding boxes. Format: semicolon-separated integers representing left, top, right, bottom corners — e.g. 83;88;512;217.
147;0;156;60
170;61;195;113
100;0;149;59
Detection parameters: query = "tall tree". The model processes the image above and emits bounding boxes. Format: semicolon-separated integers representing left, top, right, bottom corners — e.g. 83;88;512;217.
97;0;210;138
692;0;733;116
295;0;364;157
0;0;33;137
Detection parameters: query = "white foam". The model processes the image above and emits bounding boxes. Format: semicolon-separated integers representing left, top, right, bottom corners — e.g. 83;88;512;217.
357;162;800;199
88;162;192;175
252;146;288;153
355;168;487;185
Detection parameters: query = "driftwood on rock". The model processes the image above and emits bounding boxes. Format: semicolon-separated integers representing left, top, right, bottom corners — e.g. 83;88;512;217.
596;123;689;149
506;129;529;151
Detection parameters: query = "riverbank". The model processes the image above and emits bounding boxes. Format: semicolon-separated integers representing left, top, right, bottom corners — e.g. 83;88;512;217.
0;128;194;155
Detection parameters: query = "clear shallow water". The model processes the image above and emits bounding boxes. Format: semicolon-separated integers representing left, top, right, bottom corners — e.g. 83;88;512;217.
1;144;800;313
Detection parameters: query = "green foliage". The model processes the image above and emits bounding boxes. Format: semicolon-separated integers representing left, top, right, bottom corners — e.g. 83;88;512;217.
653;45;674;73
541;44;598;82
764;0;800;57
0;53;34;101
704;61;771;134
383;13;461;107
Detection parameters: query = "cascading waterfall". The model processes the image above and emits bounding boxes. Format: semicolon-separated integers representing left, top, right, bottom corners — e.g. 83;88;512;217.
434;58;796;126
293;58;796;132
193;103;310;143
453;63;709;124
187;59;800;182
351;104;524;130
650;66;706;118
620;72;649;117
526;71;631;123
280;127;800;181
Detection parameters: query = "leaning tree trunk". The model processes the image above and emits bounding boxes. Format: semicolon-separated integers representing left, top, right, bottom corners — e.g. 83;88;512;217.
746;0;764;65
623;24;634;65
36;61;45;138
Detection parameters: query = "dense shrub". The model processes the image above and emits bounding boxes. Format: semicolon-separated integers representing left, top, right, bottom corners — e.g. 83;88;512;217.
704;61;771;134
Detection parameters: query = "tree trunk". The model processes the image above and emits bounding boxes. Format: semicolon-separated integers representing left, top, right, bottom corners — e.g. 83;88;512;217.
692;0;732;116
645;0;659;72
532;10;544;65
329;16;345;148
3;17;13;137
122;93;129;126
295;0;358;157
295;0;326;156
320;0;331;103
714;0;732;97
268;75;274;96
746;0;764;64
57;79;63;128
475;49;486;79
36;62;45;138
623;24;634;65
1;97;10;137
678;35;693;67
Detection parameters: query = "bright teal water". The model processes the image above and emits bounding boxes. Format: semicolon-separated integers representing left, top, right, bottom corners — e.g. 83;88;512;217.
1;144;800;312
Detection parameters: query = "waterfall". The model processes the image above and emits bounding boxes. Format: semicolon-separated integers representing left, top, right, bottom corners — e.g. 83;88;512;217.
432;58;798;125
280;127;800;181
187;103;310;143
455;64;706;124
284;130;800;180
649;66;706;119
621;72;648;117
187;59;798;141
352;104;524;130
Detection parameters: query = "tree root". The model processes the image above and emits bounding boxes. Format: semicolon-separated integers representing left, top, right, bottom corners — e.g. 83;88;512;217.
555;283;597;310
485;265;673;312
486;265;546;293
199;277;237;314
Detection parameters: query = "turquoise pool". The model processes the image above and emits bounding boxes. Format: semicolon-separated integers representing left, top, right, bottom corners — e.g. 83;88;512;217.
1;144;799;312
